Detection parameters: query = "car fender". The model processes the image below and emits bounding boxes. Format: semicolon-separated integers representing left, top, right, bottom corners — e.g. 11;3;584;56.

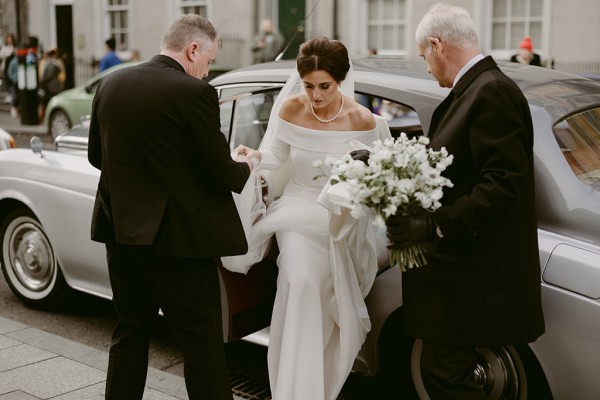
354;266;403;376
0;149;110;298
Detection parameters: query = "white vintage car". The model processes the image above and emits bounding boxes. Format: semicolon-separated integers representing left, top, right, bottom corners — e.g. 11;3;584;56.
1;58;600;399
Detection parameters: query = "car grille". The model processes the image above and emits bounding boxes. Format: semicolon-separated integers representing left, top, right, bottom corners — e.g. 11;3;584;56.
231;366;272;399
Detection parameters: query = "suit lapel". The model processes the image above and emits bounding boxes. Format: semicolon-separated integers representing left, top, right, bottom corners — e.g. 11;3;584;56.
428;91;454;139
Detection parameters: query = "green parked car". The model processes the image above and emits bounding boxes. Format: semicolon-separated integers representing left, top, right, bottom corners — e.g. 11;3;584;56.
43;62;141;139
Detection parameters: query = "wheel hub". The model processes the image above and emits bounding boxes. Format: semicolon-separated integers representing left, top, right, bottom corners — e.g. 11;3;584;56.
411;339;525;400
474;347;520;399
11;227;53;292
473;363;488;385
24;244;41;269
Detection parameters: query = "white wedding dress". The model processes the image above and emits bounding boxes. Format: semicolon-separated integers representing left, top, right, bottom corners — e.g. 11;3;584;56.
241;115;390;400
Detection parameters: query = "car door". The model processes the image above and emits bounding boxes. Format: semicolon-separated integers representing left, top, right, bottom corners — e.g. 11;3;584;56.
215;84;283;341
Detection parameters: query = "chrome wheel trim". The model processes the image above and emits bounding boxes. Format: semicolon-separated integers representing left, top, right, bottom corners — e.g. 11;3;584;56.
411;339;525;400
2;216;58;300
474;346;523;399
50;111;71;139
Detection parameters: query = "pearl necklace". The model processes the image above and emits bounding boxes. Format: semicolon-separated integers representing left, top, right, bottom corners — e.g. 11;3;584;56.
311;92;344;123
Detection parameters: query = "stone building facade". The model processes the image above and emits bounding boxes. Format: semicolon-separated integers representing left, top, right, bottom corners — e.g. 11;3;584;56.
1;0;598;87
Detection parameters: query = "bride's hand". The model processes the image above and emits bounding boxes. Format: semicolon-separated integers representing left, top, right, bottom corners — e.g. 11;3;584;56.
234;145;262;162
245;148;262;162
232;144;246;158
233;145;261;172
233;144;251;157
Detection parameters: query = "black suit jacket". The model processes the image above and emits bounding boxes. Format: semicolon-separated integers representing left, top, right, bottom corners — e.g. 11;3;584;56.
403;56;545;346
88;55;250;258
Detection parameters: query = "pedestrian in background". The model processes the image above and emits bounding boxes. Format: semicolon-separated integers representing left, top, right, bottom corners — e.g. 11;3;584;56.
1;33;18;118
511;36;542;66
386;3;545;398
99;37;122;72
7;53;19;118
251;19;285;63
0;33;16;77
88;14;255;400
38;47;65;122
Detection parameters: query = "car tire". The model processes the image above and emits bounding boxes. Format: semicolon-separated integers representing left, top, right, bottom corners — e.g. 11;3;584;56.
410;338;553;400
49;110;72;139
0;207;69;309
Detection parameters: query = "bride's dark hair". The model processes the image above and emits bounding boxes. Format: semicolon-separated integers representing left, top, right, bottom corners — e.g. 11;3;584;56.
296;37;350;82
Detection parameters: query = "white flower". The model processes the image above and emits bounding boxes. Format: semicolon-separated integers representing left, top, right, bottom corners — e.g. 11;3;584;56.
397;178;416;194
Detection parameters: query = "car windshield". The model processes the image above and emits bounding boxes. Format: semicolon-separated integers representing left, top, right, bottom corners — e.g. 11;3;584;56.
553;107;600;188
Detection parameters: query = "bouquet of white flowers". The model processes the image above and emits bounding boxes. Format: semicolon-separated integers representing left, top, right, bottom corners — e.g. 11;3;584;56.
314;133;454;271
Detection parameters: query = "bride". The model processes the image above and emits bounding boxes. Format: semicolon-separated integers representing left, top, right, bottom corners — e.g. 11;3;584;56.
228;37;391;400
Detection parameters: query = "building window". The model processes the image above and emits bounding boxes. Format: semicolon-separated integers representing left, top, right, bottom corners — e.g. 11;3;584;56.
180;0;208;17
106;0;130;51
491;0;544;51
367;0;406;53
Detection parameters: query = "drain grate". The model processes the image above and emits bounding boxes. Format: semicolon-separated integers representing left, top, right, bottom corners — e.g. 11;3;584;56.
230;366;272;400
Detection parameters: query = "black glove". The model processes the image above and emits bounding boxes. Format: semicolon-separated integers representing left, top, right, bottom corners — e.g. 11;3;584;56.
385;213;436;249
349;149;371;164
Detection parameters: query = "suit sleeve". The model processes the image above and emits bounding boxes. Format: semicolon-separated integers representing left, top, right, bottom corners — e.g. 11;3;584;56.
188;84;250;193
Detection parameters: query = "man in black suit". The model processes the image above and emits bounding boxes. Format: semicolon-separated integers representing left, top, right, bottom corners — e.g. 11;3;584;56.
386;3;544;399
88;14;255;400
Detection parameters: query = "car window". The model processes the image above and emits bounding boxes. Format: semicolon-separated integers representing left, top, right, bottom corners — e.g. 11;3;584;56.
218;84;282;146
220;84;278;101
220;100;233;142
218;85;423;149
232;90;279;149
553;107;600;187
356;93;422;138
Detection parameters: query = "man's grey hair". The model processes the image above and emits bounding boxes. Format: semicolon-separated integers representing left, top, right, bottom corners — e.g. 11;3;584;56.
415;3;479;50
161;14;219;53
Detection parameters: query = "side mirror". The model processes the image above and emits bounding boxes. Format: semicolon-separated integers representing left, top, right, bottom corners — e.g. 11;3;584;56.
30;136;45;158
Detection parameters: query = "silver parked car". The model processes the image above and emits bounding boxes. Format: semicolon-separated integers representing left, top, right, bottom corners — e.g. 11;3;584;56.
53;117;90;156
1;58;600;399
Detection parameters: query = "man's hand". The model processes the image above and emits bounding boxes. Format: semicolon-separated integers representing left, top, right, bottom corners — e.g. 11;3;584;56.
350;149;371;164
386;213;436;249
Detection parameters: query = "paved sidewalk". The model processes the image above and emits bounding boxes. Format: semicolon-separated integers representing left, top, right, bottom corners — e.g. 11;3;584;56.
0;111;46;137
0;315;187;399
0;316;244;400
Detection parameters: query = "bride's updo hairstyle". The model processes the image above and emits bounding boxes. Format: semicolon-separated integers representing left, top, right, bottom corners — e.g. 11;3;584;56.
296;37;350;82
